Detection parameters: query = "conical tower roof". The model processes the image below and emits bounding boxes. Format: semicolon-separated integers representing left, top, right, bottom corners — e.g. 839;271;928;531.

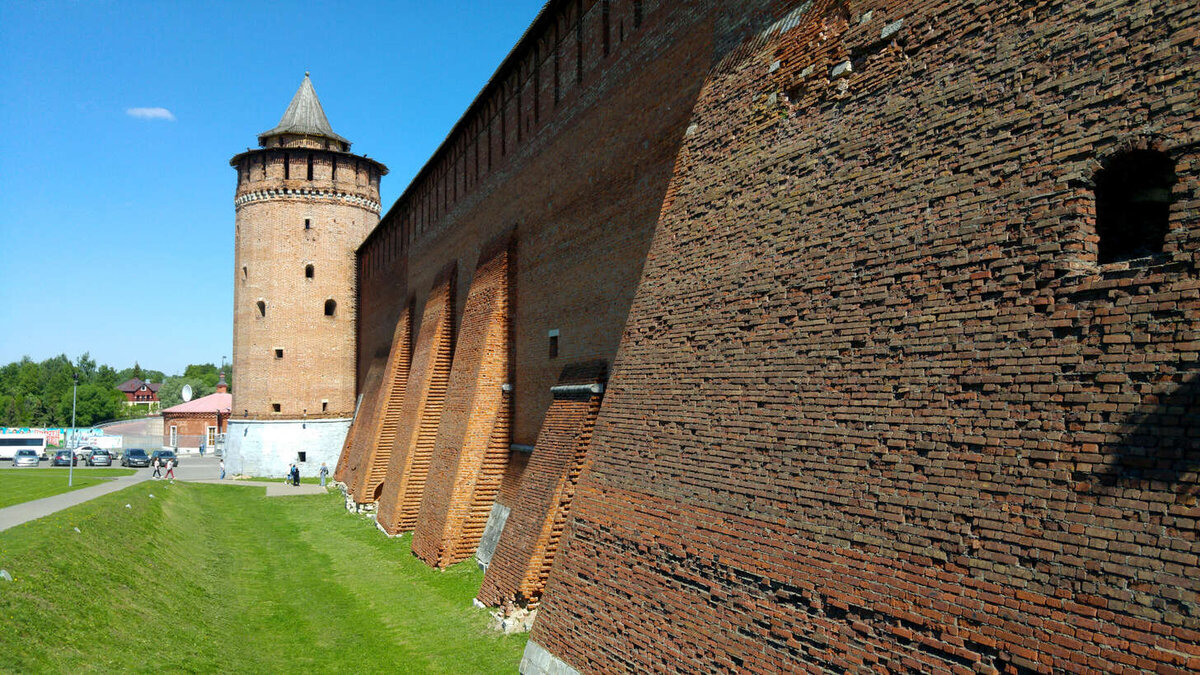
258;72;350;147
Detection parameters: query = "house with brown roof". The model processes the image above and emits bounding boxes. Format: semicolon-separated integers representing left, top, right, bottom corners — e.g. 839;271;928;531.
116;378;161;413
160;374;231;453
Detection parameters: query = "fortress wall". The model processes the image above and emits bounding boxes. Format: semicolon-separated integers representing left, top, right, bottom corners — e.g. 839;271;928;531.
349;304;412;503
375;267;456;535
530;0;1200;671
335;356;385;487
356;0;719;454
412;238;514;567
477;361;606;607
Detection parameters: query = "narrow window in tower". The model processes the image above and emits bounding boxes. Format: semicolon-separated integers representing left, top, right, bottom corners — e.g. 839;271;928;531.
272;403;281;413
256;300;266;317
275;348;284;359
603;0;610;56
331;157;337;181
324;299;337;317
634;0;643;28
307;153;314;180
284;153;290;179
305;218;311;230
305;264;314;279
549;329;560;359
261;154;267;178
242;266;247;280
322;400;328;412
1094;149;1176;263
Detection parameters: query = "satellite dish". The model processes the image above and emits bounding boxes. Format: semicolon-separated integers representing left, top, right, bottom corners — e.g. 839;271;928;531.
181;384;193;402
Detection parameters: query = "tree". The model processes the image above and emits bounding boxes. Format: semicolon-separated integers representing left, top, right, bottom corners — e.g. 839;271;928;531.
158;377;215;409
59;384;124;427
75;353;97;381
94;364;119;390
183;363;220;389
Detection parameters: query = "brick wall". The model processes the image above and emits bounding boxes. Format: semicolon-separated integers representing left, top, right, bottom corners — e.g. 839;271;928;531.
477;361;606;607
355;0;715;452
349;305;413;504
412;237;514;567
531;0;1200;671
232;147;384;420
375;266;456;535
335;356;385;486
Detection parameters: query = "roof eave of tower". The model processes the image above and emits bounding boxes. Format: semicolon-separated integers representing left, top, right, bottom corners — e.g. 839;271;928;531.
228;147;387;174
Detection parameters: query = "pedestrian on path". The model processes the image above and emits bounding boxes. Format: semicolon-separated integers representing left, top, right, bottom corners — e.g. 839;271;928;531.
199;441;205;458
219;459;225;480
319;463;329;487
152;457;161;479
291;464;301;487
164;458;175;480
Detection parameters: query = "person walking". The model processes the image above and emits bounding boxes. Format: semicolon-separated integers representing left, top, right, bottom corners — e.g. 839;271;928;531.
199;441;205;458
219;459;225;480
152;457;161;479
291;464;301;487
164;458;175;481
319;462;329;487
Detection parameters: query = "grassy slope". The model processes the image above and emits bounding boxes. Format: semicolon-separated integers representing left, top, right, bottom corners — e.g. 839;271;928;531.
0;468;137;509
0;482;526;673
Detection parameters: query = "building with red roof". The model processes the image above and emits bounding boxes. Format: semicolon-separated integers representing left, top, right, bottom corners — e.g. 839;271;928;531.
160;374;231;453
116;377;161;412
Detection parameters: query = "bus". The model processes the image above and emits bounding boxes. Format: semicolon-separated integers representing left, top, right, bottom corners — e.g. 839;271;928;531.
0;433;48;460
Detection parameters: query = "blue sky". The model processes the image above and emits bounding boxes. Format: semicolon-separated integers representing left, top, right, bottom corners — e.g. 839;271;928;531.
0;1;545;376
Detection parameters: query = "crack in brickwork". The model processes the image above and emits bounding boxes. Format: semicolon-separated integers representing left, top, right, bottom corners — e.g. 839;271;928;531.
412;239;513;568
334;357;385;485
375;266;456;535
350;304;413;503
477;363;605;607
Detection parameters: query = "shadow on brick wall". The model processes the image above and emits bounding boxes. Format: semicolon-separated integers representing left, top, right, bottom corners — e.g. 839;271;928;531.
1095;374;1200;501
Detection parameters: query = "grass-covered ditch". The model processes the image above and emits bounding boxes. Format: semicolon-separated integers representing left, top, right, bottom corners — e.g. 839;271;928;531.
0;468;137;509
0;481;527;672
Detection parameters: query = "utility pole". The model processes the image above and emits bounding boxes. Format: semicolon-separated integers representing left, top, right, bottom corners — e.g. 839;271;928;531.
70;371;78;487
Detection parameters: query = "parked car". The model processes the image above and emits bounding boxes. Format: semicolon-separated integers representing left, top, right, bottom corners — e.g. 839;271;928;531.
150;450;179;467
122;448;151;468
77;447;96;463
12;449;40;467
87;449;113;466
51;450;78;467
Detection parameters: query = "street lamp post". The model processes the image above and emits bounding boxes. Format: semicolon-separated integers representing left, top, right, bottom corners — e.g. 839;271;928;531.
69;372;78;487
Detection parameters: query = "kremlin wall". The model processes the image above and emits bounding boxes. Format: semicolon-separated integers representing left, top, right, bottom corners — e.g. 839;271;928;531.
301;0;1197;671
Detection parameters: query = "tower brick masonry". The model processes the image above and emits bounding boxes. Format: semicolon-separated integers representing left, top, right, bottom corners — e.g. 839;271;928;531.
230;74;387;422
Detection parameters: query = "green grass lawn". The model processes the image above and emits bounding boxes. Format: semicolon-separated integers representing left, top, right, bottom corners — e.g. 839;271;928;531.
0;468;136;509
0;482;526;672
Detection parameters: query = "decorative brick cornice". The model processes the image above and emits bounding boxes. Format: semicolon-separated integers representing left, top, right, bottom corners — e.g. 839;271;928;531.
234;188;381;213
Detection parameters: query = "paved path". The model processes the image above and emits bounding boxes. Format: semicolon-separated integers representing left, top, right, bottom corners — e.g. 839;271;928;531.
0;456;329;533
0;470;151;533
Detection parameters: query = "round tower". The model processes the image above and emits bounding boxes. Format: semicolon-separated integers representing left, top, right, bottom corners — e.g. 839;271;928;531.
226;73;387;477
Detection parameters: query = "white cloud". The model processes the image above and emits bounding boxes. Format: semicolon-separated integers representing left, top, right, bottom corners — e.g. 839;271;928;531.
126;107;176;121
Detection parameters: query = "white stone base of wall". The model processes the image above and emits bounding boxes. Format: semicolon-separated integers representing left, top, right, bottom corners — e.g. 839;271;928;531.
224;418;349;480
520;641;581;675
